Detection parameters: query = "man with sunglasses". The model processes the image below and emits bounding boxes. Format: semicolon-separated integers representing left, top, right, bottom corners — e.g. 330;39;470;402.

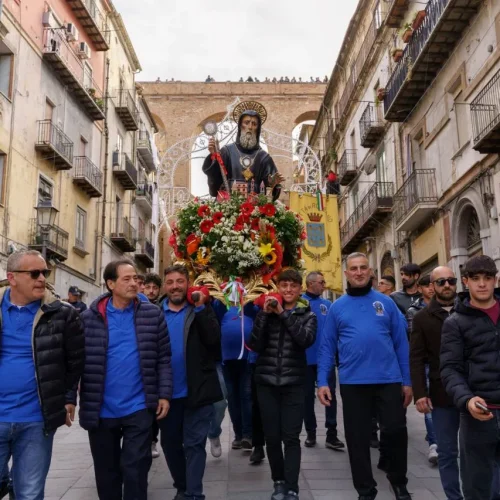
0;250;84;499
441;255;500;500
302;271;344;451
410;268;461;500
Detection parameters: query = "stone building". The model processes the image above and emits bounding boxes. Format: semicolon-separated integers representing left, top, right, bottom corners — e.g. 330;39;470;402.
310;0;500;288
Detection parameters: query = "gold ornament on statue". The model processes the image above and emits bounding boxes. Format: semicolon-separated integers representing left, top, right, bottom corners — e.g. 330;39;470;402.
232;101;268;125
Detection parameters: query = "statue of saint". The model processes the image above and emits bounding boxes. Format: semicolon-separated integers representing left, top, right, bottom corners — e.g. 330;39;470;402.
202;101;284;200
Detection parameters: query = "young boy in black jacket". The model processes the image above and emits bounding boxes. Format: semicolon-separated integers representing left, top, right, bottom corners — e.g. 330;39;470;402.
250;269;317;500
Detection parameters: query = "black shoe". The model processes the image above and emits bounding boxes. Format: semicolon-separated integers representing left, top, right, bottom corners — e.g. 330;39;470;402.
304;432;316;447
359;496;376;500
370;434;380;449
325;435;345;451
250;445;265;464
391;485;411;500
377;456;389;473
241;437;252;451
271;480;287;500
232;438;243;450
172;492;184;500
284;491;299;499
0;483;8;500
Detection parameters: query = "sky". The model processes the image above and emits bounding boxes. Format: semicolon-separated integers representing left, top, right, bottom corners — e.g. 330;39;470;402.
116;0;359;82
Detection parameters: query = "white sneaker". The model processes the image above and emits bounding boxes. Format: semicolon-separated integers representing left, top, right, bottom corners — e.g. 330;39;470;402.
151;442;160;459
428;443;438;465
210;437;222;458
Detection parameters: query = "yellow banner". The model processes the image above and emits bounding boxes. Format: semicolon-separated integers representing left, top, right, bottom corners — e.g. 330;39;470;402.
289;192;342;294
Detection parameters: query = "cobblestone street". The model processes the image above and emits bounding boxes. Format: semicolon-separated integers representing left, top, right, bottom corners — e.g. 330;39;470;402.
45;397;446;500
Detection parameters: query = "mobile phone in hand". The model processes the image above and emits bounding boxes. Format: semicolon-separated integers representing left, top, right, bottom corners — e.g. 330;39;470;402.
268;299;278;308
475;401;491;413
191;291;201;303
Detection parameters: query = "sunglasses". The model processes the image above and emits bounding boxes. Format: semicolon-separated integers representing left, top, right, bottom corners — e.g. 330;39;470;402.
13;269;51;279
433;277;457;287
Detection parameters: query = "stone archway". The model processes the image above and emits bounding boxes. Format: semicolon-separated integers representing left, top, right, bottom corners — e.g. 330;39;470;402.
380;251;395;277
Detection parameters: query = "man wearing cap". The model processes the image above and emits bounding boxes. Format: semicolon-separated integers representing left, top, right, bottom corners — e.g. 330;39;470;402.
67;286;87;314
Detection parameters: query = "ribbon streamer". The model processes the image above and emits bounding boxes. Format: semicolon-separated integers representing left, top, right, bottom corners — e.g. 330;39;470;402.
221;277;247;360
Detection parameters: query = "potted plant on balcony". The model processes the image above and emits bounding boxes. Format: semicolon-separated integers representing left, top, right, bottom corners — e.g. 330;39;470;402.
412;10;426;31
87;88;96;97
401;23;413;43
392;48;404;63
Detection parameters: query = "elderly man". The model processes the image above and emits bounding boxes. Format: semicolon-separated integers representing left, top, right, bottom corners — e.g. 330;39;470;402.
0;250;84;500
318;252;412;500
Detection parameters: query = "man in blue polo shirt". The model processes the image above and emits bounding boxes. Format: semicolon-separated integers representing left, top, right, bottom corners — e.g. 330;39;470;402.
0;250;84;500
159;265;223;500
302;271;344;451
79;259;172;500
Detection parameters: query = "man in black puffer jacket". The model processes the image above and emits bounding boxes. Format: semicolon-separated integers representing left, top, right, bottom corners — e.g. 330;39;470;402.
441;255;500;500
79;259;172;500
0;250;84;500
250;269;317;500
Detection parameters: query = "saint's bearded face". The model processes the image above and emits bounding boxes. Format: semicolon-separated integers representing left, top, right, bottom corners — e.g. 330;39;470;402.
239;115;259;149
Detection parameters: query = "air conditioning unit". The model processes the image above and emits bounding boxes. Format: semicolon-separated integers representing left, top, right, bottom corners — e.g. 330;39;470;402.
66;23;79;42
42;11;55;28
77;42;91;60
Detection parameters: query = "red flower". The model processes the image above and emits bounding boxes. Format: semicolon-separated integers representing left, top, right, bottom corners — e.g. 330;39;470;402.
233;223;244;231
168;233;177;247
240;201;255;217
259;203;276;217
197;205;211;217
213;211;224;224
200;220;214;234
300;230;307;240
251;218;261;231
236;214;249;226
266;225;276;238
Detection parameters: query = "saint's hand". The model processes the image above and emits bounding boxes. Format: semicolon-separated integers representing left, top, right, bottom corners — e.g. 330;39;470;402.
415;397;433;414
269;172;285;188
65;404;76;427
318;386;332;407
208;138;217;154
157;399;170;420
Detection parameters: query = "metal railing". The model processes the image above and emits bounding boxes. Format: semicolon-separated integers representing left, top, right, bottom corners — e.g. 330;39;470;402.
111;217;136;242
116;89;139;117
338;150;357;178
140;239;154;259
393;169;438;225
30;219;69;258
136;182;153;203
113;152;138;184
138;130;152;152
42;28;104;104
471;68;500;145
79;0;107;34
36;120;74;163
340;182;393;247
384;0;450;112
73;156;103;192
360;103;384;143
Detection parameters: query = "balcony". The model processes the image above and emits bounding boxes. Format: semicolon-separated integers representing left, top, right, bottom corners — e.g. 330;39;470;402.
340;182;394;253
394;169;438;232
384;0;481;122
29;219;69;261
471;68;500;153
337;150;358;186
137;130;156;172
73;156;102;197
360;103;385;148
113;152;137;190
386;0;410;28
114;89;139;131
35;120;74;170
135;239;155;268
42;28;105;121
66;0;109;51
135;183;153;217
110;217;136;252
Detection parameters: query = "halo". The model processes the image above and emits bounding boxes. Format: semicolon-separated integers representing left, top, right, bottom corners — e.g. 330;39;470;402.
232;101;268;125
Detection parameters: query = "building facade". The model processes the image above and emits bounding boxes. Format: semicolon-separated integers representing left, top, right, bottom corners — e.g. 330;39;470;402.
311;0;500;289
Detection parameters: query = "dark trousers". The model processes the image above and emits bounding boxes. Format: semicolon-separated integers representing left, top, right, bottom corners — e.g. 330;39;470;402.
223;359;252;439
159;399;213;500
257;384;305;493
250;364;265;447
460;410;500;500
340;384;408;497
88;409;154;500
304;365;338;438
152;420;159;443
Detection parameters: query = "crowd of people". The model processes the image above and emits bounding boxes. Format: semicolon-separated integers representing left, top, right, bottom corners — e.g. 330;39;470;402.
0;249;499;500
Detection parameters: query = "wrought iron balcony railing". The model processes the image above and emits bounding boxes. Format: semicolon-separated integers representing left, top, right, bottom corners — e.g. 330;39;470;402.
66;0;109;50
115;89;139;131
360;103;385;148
337;150;357;186
110;217;136;252
29;219;69;260
112;152;137;190
35;120;74;170
73;156;102;197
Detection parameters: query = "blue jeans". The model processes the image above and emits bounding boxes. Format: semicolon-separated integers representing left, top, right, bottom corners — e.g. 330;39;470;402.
432;406;462;500
208;363;228;440
159;399;213;500
0;422;55;500
223;359;252;439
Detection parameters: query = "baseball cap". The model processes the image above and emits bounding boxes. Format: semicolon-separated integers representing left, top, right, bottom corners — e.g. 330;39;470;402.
68;286;82;296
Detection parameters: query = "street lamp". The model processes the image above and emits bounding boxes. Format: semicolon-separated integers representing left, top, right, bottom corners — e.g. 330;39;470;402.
35;200;58;260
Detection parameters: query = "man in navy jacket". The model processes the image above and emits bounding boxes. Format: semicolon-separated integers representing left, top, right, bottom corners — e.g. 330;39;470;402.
79;259;172;500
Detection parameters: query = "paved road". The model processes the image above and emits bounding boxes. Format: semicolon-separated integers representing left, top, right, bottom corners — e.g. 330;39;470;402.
45;397;445;500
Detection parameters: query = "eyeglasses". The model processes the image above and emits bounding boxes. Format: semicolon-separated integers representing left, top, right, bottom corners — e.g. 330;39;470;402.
433;277;457;287
315;280;326;285
13;269;51;279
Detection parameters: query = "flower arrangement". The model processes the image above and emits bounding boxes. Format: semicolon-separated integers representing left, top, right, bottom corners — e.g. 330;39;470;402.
169;193;305;282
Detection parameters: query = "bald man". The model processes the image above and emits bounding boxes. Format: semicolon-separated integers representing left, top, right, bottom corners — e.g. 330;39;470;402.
410;267;461;500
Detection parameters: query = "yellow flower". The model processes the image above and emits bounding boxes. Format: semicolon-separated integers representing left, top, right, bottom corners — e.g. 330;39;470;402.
264;252;277;265
258;242;274;257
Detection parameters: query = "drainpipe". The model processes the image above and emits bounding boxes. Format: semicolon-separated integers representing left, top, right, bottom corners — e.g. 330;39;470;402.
101;58;110;239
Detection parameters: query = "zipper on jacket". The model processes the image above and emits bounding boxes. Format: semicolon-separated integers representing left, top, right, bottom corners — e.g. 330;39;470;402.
133;301;148;407
32;307;49;436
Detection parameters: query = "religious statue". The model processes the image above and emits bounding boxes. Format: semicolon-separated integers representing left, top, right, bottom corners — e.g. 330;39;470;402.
202;101;284;200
